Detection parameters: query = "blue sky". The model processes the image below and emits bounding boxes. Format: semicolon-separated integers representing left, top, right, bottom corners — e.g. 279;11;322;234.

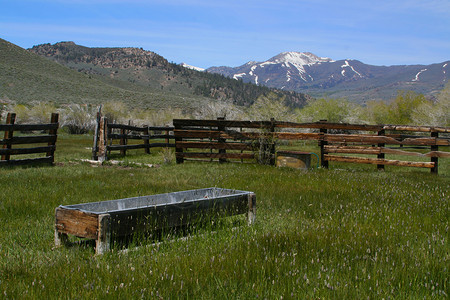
1;0;449;68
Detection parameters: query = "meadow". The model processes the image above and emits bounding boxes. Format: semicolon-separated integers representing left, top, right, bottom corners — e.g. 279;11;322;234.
0;133;448;299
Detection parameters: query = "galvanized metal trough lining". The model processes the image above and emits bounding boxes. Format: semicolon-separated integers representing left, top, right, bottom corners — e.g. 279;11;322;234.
58;187;252;214
55;187;255;254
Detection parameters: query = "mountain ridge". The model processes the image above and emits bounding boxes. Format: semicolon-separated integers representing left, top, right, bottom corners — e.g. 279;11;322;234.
206;52;449;102
28;41;310;108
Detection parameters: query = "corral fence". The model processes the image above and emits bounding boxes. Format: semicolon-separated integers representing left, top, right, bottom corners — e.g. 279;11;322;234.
0;112;59;167
92;114;174;161
173;118;450;174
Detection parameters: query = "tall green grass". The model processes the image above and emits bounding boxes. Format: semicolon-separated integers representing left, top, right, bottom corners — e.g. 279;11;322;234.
0;134;448;298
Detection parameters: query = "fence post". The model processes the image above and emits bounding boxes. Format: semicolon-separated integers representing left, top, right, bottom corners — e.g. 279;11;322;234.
165;128;170;146
92;106;102;160
1;113;16;161
270;118;276;165
175;122;184;164
47;113;59;164
143;126;150;154
319;120;328;168
377;129;385;171
431;131;438;174
217;117;227;163
120;127;126;156
98;117;108;162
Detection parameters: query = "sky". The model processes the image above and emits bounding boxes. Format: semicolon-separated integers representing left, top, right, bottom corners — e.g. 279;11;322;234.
1;0;449;69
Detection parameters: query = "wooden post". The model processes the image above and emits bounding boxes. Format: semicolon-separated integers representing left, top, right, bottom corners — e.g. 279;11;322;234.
165;129;170;146
247;193;256;225
120;127;127;156
431;131;438;174
1;113;16;161
319;120;328;168
54;208;69;248
270;118;276;166
217;117;226;163
377;129;385;171
143;126;150;154
175;123;184;164
96;214;111;255
46;113;59;164
98;117;108;162
92;106;102;160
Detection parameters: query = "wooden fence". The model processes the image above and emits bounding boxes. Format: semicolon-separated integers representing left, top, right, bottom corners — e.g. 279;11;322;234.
92;116;175;161
0;112;59;167
173;119;450;174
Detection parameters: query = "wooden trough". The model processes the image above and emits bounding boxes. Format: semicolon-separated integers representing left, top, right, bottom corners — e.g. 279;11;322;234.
55;188;256;254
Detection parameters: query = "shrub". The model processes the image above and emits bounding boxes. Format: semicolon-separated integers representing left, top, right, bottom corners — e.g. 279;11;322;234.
59;104;96;134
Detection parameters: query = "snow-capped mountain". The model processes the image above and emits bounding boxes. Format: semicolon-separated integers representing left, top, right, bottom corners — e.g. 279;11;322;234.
180;62;205;72
207;52;449;102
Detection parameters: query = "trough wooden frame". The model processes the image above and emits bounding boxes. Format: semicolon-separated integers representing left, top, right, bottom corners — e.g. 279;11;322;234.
55;189;256;254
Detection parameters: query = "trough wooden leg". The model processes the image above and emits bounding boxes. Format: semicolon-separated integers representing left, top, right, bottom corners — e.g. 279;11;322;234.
247;193;256;225
96;214;111;255
54;229;69;248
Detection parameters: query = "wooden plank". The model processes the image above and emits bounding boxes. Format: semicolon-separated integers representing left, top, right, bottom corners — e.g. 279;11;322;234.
1;135;57;145
108;134;174;140
382;125;450;133
173;119;450;133
55;207;99;240
148;134;174;140
96;214;111;255
324;145;450;158
108;144;147;151
323;134;449;146
148;143;175;148
173;119;273;129
148;126;174;131
324;155;435;168
0;123;59;131
324;145;382;155
176;141;254;151
108;133;148;140
0;145;55;155
107;123;147;132
174;129;263;140
176;152;255;159
275;132;321;140
174;129;221;139
274;121;383;131
0;156;54;166
424;151;450;158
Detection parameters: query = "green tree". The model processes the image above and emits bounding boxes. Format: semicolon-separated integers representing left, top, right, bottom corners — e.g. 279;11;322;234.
297;98;363;123
365;91;431;125
248;92;294;121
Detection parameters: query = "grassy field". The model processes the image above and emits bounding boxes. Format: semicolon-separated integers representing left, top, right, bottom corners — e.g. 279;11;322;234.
0;134;448;299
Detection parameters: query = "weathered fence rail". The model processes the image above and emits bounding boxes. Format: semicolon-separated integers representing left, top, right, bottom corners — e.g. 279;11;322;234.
92;116;175;161
0;112;59;167
173;119;450;174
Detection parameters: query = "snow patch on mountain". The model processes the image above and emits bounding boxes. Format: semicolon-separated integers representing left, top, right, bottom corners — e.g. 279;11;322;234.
249;65;259;85
266;52;333;82
180;63;205;72
341;60;362;77
233;73;246;80
412;69;427;82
